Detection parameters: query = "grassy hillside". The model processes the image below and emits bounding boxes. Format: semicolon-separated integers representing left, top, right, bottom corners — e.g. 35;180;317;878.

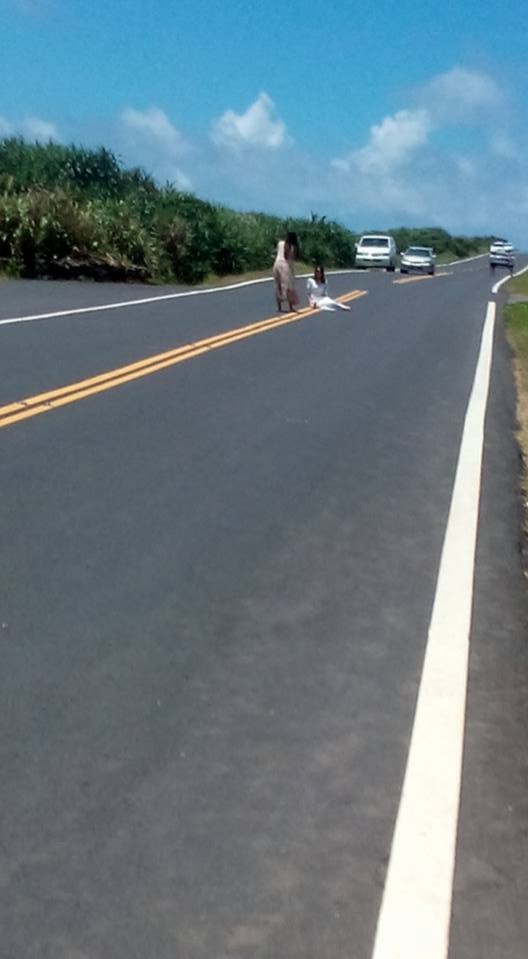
0;138;489;284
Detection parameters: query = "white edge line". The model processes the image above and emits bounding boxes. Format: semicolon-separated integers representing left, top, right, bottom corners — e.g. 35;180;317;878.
371;300;496;959
491;262;528;295
0;269;363;328
0;254;495;328
446;253;487;266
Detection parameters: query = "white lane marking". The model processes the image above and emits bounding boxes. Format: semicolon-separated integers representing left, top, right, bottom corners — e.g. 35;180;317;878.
0;254;491;329
491;263;528;295
0;269;362;328
371;300;496;959
447;253;487;266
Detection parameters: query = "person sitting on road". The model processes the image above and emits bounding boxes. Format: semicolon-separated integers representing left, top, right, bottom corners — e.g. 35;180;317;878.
306;265;350;311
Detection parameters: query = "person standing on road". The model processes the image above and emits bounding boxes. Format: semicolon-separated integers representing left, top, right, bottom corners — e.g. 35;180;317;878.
273;231;299;313
306;265;351;311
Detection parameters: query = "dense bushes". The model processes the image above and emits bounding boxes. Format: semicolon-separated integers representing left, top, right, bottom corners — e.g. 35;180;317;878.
0;138;489;283
389;227;491;259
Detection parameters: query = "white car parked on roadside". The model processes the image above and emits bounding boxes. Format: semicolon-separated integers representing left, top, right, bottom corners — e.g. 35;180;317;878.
355;235;397;271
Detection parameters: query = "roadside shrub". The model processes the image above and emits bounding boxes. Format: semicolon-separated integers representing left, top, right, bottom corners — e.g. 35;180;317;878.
89;199;158;270
210;208;250;275
451;235;474;258
0;138;126;198
0;189;103;275
156;213;192;280
0;138;490;283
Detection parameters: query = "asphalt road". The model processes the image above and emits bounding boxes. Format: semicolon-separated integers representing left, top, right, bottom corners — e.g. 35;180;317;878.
1;259;527;959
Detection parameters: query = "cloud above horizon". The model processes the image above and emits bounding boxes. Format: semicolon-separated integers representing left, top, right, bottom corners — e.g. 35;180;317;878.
327;66;525;239
120;107;192;189
425;66;502;122
211;92;289;151
0;114;59;140
1;69;526;244
334;108;432;175
121;107;190;157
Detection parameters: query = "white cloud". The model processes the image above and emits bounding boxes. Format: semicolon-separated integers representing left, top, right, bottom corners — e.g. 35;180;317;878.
112;78;524;243
0;116;14;136
1;64;525;246
330;158;350;174
328;140;528;243
160;164;192;191
121;107;189;157
0;115;58;141
324;64;527;239
426;67;502;122
490;132;519;160
120;107;191;189
22;117;58;141
456;156;476;178
212;92;289;150
341;108;432;174
330;158;434;219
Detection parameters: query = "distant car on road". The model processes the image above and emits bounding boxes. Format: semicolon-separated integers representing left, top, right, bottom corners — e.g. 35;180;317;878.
489;239;515;270
355;235;397;271
400;246;436;275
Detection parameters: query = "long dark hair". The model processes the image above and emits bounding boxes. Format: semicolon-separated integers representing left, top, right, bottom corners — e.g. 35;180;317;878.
285;231;299;260
314;264;326;283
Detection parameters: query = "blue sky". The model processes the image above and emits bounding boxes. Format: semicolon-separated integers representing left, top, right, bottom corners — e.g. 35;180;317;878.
1;0;527;243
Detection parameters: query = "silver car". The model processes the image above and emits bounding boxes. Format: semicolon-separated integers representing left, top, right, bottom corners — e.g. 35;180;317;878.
400;246;436;275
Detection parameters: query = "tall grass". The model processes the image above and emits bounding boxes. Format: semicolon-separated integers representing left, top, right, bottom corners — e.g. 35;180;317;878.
0;138;490;283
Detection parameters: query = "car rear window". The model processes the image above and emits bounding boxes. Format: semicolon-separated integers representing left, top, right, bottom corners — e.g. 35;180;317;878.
360;238;389;248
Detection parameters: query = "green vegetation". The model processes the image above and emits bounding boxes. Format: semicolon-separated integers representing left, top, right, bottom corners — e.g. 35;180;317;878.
505;294;528;440
0;138;489;284
506;301;528;365
507;269;528;297
505;283;528;558
388;226;489;261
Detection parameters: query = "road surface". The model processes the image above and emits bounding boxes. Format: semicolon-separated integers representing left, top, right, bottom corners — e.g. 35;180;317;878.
1;259;527;959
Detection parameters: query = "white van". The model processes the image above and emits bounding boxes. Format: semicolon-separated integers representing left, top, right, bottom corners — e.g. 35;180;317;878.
355;235;397;271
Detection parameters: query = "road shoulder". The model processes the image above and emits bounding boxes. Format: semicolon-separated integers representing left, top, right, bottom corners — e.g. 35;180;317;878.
449;314;528;959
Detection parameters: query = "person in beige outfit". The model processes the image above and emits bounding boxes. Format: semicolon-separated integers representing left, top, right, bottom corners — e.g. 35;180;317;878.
273;231;299;312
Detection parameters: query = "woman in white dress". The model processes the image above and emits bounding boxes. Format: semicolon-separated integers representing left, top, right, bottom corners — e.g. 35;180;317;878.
273;231;299;312
306;265;351;311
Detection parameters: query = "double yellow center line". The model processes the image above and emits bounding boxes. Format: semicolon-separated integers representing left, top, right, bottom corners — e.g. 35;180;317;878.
0;289;366;430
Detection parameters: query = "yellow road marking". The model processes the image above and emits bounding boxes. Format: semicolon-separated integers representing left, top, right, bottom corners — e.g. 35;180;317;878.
0;289;367;429
393;271;453;285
